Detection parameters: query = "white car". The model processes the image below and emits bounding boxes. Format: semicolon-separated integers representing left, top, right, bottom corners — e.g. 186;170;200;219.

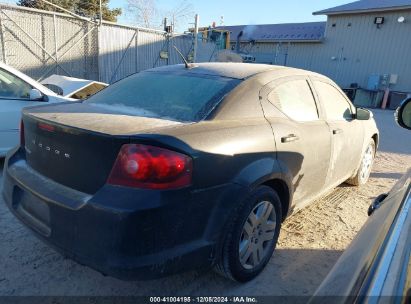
0;62;107;157
41;74;108;100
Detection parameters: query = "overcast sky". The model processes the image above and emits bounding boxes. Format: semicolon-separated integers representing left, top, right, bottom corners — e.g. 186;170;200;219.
110;0;350;30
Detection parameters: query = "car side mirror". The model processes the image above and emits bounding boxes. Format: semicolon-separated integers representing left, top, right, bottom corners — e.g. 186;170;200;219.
395;98;411;130
368;193;388;216
356;107;372;120
29;88;44;101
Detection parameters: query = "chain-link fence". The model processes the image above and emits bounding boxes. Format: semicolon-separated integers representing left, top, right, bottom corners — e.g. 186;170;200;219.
0;3;216;83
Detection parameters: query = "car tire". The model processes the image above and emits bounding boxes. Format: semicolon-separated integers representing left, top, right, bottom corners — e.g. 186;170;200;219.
346;139;376;186
214;185;282;282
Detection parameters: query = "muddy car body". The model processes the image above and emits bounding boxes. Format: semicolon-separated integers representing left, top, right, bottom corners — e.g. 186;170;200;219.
2;63;379;281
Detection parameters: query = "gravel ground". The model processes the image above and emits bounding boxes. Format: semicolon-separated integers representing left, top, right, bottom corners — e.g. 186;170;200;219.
0;109;410;296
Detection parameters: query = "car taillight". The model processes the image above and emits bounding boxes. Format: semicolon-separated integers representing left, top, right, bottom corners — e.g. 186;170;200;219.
38;122;55;132
20;120;25;147
107;144;192;190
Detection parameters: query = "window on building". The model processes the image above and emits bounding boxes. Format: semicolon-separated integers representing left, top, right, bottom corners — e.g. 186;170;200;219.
314;81;353;121
268;79;319;122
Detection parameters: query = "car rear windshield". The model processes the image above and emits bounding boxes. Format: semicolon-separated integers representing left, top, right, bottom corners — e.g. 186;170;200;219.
84;71;240;122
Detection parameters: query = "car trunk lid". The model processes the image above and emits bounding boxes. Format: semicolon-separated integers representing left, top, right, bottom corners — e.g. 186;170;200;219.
22;102;185;194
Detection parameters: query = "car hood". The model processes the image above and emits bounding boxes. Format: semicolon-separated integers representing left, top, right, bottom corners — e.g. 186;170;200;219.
40;75;108;99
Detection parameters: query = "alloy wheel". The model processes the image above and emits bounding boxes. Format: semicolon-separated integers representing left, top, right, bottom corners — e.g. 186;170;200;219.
238;201;277;269
360;143;374;182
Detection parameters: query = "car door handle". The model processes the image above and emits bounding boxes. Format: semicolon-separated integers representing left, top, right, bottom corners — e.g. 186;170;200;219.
333;128;343;135
281;134;299;143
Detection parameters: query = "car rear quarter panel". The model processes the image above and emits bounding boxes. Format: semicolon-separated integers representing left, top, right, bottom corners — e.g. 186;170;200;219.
129;118;286;259
139;118;281;190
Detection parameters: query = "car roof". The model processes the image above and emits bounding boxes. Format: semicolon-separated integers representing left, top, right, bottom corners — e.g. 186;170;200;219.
148;62;317;80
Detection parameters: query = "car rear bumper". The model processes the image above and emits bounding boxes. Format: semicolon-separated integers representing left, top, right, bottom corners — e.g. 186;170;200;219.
2;148;246;280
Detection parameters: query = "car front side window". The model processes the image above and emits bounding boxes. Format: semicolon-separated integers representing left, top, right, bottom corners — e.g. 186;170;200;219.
314;81;353;121
0;68;32;99
268;79;319;122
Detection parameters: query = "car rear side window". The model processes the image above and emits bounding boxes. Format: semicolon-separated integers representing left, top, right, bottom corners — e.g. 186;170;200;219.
314;81;353;121
268;79;319;122
84;72;240;122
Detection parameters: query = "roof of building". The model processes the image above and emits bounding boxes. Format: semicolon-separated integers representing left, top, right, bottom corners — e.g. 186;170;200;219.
314;0;411;15
216;22;326;43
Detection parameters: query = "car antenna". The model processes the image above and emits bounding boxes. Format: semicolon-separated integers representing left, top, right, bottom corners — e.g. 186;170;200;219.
173;45;195;69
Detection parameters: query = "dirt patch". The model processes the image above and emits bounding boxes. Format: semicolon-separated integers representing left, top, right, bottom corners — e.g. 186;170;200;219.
0;109;409;296
278;151;411;252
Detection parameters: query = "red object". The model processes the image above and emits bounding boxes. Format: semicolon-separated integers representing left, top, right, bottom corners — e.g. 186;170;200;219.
381;88;390;109
20;120;25;147
108;144;192;190
38;122;55;132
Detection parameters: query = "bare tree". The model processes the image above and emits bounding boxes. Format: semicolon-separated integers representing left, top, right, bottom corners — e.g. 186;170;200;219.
127;0;194;31
164;0;194;31
127;0;158;28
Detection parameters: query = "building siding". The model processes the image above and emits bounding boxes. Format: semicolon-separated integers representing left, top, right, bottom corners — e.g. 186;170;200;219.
244;10;411;92
313;11;411;92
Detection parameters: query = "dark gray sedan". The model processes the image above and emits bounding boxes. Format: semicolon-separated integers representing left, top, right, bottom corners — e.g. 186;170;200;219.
2;63;379;282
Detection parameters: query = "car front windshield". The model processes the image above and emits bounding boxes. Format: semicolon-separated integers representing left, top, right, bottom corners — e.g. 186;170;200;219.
84;71;240;122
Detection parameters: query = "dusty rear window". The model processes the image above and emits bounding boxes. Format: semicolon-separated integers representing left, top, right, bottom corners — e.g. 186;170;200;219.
84;71;240;122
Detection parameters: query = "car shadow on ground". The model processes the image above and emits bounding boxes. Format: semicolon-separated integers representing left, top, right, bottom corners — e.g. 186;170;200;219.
370;172;404;180
0;207;342;297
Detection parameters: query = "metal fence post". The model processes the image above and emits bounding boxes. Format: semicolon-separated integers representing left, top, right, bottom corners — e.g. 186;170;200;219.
135;28;139;73
166;33;170;66
0;11;7;64
97;1;104;82
193;14;199;63
53;13;58;74
99;0;102;26
97;19;101;81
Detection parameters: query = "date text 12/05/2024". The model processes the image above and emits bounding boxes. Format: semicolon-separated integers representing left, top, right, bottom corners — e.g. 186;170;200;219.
149;297;258;303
